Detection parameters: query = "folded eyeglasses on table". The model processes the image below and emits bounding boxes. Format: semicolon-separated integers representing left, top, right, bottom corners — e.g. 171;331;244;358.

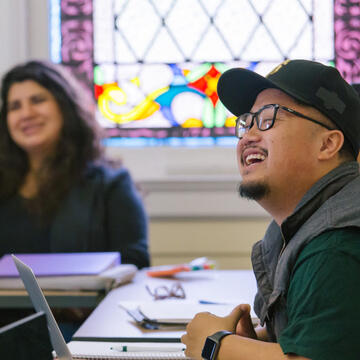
125;283;187;330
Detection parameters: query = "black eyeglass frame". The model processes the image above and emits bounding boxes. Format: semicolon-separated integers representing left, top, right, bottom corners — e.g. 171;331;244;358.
235;104;334;139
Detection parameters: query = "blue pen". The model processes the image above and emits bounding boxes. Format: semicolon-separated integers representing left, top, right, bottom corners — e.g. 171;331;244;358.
199;300;228;305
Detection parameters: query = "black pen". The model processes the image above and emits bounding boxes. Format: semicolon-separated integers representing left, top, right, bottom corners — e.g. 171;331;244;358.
110;345;185;352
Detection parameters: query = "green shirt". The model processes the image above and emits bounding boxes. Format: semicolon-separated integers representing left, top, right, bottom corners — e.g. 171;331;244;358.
279;228;360;359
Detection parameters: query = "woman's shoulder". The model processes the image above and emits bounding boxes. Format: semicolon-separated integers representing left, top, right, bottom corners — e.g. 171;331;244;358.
84;162;131;185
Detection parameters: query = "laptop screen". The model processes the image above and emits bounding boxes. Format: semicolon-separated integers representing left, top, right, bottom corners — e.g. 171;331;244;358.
12;255;73;360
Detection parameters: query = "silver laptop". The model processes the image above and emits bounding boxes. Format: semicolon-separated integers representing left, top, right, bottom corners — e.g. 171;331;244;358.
12;254;73;360
12;255;189;360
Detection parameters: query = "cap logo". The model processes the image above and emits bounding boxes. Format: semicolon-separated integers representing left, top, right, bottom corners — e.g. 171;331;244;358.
267;59;291;77
316;87;345;114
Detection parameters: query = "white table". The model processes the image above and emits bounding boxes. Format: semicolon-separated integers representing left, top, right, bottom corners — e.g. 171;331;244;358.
72;269;257;342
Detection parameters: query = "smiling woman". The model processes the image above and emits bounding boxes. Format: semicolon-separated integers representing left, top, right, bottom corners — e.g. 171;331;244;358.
0;61;150;268
0;60;150;339
6;80;64;185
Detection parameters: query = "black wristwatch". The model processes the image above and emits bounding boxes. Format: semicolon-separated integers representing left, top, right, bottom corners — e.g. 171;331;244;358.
201;330;233;360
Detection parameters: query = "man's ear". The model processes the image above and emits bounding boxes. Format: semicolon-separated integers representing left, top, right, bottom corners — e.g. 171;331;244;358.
318;130;344;160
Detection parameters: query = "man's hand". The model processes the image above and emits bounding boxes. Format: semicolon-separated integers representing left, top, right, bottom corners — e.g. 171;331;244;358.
235;304;258;339
181;304;245;360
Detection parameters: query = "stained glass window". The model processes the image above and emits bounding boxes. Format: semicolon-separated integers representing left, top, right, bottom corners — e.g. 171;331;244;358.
49;0;360;147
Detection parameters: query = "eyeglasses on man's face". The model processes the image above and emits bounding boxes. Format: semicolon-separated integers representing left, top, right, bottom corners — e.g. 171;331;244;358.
235;103;334;139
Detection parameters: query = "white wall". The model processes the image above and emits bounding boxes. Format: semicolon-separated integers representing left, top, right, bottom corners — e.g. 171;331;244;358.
0;0;27;78
0;0;49;78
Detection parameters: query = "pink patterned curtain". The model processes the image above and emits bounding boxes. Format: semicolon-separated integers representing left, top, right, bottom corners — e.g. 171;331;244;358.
61;0;93;90
334;0;360;83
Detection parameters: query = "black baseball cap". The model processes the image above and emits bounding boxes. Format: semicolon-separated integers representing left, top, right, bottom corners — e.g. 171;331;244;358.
217;59;360;157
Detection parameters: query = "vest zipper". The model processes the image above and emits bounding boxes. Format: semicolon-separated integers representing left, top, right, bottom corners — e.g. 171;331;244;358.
278;228;286;259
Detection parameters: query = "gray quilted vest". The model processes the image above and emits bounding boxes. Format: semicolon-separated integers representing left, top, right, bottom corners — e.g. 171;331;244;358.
251;161;360;341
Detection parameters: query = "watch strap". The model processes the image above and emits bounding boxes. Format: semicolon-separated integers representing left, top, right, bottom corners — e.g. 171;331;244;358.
209;330;233;343
201;330;233;360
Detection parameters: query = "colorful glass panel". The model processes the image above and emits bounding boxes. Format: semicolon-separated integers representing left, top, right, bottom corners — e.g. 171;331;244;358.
50;0;355;147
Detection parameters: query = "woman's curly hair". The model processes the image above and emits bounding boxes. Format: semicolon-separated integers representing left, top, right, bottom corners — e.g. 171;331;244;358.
0;60;104;220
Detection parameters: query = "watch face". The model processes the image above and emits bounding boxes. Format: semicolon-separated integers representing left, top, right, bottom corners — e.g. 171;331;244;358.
201;338;218;360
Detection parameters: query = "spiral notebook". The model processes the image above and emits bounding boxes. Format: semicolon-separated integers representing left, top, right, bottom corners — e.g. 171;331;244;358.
12;255;191;360
67;341;189;359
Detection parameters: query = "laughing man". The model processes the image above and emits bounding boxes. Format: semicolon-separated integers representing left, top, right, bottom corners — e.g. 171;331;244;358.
182;60;360;360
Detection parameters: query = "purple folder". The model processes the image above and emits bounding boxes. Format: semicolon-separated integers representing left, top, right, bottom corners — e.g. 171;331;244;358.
0;252;121;277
